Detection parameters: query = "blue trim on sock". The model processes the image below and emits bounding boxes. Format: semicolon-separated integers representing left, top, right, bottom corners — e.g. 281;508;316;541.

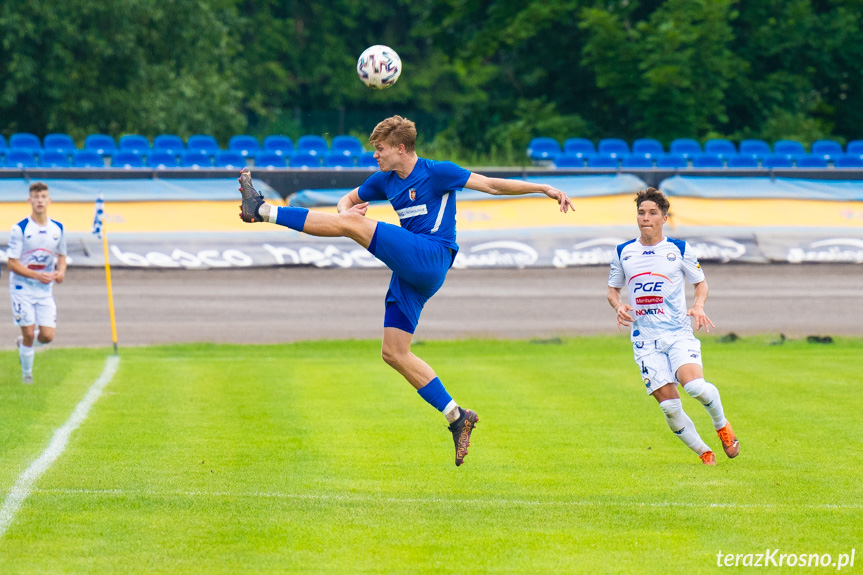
417;377;453;412
275;206;309;231
384;302;416;333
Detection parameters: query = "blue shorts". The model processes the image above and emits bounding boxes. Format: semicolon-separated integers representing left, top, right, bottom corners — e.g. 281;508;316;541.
369;222;455;331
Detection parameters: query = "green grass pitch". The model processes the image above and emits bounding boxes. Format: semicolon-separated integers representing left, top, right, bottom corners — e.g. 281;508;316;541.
1;336;860;574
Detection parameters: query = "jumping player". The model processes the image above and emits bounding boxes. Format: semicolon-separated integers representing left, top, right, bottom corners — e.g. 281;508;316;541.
238;115;574;466
607;187;739;465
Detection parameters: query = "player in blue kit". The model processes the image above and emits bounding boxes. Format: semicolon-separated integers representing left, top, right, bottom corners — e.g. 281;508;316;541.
607;187;739;465
238;115;573;466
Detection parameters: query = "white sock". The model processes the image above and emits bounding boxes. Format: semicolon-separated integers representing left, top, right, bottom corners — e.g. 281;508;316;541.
683;378;727;430
267;205;279;223
19;343;35;376
659;399;710;455
443;401;460;423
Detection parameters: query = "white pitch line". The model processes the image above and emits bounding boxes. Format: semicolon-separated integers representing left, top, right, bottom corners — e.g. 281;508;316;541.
0;355;120;539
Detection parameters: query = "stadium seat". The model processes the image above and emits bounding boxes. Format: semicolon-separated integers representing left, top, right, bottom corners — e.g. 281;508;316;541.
10;133;42;155
111;151;146;168
254;152;287;168
262;135;294;157
214;150;247;168
289;151;323;168
704;139;737;158
846;140;863;157
526;137;561;161
43;133;77;155
323;152;356;168
553;154;587;168
773;139;806;159
739;139;771;160
149;151;179;169
656;153;688;169
795;155;829;168
631;138;663;158
0;135;8;155
331;135;364;157
621;154;654;168
179;150;213;168
6;150;39;168
85;134;117;156
726;155;759;168
119;135;151;157
356;151;378;168
834;155;863;168
669;138;701;158
810;139;843;161
296;135;330;157
153;134;185;157
586;154;620;168
73;150;105;167
563;138;596;157
40;150;72;168
228;135;261;159
186;134;220;156
691;153;725;168
762;153;795;169
597;138;629;158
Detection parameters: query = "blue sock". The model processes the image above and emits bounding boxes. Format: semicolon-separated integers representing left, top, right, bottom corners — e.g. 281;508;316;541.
274;206;309;232
417;377;454;412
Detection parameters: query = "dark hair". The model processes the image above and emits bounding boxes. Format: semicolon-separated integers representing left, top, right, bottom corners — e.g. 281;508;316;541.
635;187;670;214
369;115;417;153
29;181;49;194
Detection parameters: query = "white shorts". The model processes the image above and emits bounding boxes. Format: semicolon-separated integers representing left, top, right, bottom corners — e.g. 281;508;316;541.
632;335;703;395
10;291;57;328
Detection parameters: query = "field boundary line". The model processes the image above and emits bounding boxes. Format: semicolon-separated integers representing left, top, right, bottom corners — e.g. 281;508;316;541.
0;355;121;540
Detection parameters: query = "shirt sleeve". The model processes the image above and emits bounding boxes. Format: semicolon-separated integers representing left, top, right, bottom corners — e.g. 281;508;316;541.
608;252;625;288
57;227;68;257
357;172;387;202
429;160;470;196
681;242;706;284
7;224;23;259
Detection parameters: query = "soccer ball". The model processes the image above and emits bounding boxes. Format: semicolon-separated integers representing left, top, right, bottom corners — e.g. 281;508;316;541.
357;45;402;89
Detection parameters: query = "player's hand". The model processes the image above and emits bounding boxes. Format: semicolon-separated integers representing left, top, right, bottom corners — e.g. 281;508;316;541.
37;272;54;284
616;304;634;330
343;202;369;216
54;270;65;284
545;186;574;213
687;305;715;332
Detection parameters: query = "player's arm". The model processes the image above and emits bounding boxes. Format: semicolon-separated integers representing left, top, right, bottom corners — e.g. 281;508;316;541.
336;188;369;216
464;173;573;213
7;258;53;284
54;255;67;283
607;286;634;331
687;280;715;332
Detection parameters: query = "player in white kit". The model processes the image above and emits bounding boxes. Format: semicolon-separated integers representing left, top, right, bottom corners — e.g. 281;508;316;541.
7;182;67;384
607;188;739;465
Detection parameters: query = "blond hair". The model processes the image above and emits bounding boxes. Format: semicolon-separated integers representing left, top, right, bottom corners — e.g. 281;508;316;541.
369;115;417;153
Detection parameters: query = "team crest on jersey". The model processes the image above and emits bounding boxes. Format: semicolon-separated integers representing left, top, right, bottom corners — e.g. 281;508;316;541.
667;253;677;261
409;188;417;201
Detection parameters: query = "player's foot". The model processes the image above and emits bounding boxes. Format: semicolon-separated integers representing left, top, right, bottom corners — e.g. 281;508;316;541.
699;450;716;465
448;407;478;467
716;422;740;458
22;374;33;385
238;168;265;223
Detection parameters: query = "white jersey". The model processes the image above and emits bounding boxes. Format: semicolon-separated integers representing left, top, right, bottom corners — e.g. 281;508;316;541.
7;217;67;297
608;237;705;342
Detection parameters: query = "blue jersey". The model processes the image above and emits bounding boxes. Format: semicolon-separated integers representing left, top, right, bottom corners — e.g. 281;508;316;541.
357;157;470;252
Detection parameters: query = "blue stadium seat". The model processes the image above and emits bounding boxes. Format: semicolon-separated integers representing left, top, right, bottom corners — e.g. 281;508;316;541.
834;155;863;168
586;154;620;168
0;135;8;156
621;154;654;168
631;138;663;158
846;140;863;157
669;139;701;158
773;140;806;159
214;150;247;168
331;135;364;157
553;154;587;168
762;154;794;169
323;152;356;168
73;150;105;167
563;138;596;157
40;150;72;168
296;135;330;158
228;135;261;159
10;133;42;155
255;152;287;168
597;138;629;158
149;151;179;169
704;139;737;158
186;134;220;156
526;137;561;161
6;150;38;168
289;152;323;168
739;139;771;160
179;150;213;168
691;153;725;168
263;135;294;157
119;135;151;157
656;153;688;169
727;155;759;168
111;151;146;168
795;155;829;168
356;151;378;168
810;139;843;161
85;134;117;156
153;134;185;156
43;133;77;155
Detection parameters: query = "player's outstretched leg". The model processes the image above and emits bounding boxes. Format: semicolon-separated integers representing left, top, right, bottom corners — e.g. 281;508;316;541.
237;169;265;222
682;378;739;458
659;399;713;465
448;407;479;467
17;336;33;385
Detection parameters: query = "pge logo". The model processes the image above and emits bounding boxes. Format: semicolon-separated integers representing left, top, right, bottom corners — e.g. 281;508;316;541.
633;281;664;293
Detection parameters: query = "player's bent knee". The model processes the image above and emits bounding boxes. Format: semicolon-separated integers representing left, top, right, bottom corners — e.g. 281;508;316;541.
659;398;683;418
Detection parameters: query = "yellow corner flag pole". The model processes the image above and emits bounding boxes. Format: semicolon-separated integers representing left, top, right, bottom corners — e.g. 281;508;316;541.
93;194;119;355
